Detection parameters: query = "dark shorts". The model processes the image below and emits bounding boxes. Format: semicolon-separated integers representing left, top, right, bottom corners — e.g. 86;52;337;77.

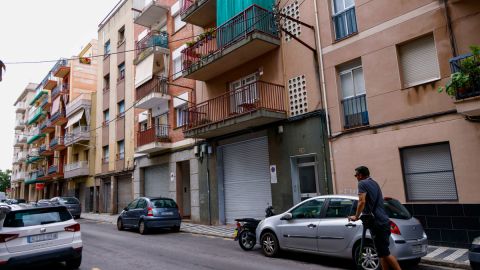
371;223;391;257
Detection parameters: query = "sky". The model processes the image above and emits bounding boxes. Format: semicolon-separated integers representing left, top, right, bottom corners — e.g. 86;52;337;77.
0;0;121;171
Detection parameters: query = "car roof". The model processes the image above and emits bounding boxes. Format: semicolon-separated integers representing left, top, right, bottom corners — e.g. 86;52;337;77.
0;204;68;212
143;197;175;201
310;194;359;200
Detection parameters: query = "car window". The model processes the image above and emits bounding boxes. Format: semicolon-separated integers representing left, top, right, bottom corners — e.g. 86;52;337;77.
290;198;324;219
325;198;355;218
59;197;79;204
137;199;147;209
3;207;72;227
127;199;139;210
151;199;177;209
384;198;411;220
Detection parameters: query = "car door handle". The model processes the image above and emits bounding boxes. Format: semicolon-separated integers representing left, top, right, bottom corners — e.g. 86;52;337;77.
307;224;317;228
345;223;357;228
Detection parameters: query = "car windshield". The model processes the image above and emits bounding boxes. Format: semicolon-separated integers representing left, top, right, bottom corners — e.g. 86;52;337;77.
3;207;72;227
384;198;412;220
59;197;79;204
151;199;177;209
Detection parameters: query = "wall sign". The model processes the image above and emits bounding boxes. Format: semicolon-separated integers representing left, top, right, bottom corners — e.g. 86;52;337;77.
270;165;277;184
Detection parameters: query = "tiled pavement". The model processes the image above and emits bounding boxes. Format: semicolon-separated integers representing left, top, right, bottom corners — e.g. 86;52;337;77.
81;213;471;269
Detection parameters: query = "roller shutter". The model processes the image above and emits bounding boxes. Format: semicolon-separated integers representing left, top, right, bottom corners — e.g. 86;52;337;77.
144;164;170;198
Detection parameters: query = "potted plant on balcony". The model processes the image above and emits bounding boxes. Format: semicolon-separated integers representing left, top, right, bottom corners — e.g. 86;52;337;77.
439;45;480;98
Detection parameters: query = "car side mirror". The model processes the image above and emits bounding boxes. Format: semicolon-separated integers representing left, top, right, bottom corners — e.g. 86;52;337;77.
280;213;293;220
123;207;129;211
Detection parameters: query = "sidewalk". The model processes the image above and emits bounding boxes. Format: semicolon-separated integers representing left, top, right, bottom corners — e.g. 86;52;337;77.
80;213;470;269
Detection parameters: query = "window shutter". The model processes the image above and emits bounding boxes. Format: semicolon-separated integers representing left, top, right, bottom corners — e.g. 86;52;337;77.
399;34;440;87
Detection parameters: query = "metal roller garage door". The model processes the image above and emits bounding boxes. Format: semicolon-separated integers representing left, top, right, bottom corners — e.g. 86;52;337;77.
117;175;132;214
144;164;170;198
222;137;272;224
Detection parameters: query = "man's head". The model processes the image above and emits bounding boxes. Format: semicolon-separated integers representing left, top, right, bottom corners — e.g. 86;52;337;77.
355;166;370;181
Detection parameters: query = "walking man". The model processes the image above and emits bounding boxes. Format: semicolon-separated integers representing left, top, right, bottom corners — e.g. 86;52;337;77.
348;166;402;270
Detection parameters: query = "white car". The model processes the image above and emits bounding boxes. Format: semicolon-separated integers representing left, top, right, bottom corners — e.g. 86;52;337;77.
0;203;82;269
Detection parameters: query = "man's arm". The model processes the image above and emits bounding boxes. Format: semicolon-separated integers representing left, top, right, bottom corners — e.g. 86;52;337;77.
349;193;366;221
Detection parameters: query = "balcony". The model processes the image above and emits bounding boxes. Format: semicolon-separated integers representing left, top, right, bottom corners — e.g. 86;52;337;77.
134;31;169;65
41;72;57;91
53;59;70;78
27;107;46;125
133;0;168;28
14;119;26;130
40;119;55;133
47;164;63;179
341;94;369;129
184;81;286;138
27;128;46;145
25;171;42;185
12;172;26;182
39;144;53;157
36;169;48;180
50;137;66;151
135;76;169;110
14;135;27;147
136;124;171;153
39;95;51;112
64;161;89;179
26;148;41;164
15;102;26;113
64;126;90;146
181;0;216;28
66;94;91;117
29;89;48;106
50;110;67;126
17;151;27;162
450;53;480;117
181;5;279;81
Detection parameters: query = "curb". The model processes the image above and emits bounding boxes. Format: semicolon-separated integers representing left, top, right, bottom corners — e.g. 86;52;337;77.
422;257;470;269
180;229;234;239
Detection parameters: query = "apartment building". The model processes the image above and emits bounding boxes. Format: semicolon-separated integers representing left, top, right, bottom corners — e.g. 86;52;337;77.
11;83;37;200
94;0;136;214
316;0;480;247
64;40;98;212
180;0;331;225
131;0;200;221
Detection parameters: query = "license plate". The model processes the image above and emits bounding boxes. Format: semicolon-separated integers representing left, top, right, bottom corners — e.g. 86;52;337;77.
412;244;426;254
28;233;58;243
161;212;173;216
233;229;238;238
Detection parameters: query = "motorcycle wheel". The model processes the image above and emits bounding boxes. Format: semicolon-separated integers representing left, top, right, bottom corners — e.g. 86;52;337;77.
238;230;256;251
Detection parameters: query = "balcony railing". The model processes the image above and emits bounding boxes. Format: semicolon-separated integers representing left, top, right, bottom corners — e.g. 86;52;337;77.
39;145;48;154
27;107;46;125
333;7;357;40
136;75;168;101
50;110;66;124
37;169;46;178
65;126;90;145
137;124;170;147
450;53;480;100
51;85;61;100
181;5;278;72
181;0;195;14
15;102;26;112
15;119;26;128
341;94;369;129
184;81;285;130
135;31;168;58
65;161;88;172
52;59;69;78
50;137;64;148
66;94;91;116
48;165;58;175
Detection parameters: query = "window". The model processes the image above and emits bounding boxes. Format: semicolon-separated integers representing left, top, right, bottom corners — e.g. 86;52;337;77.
290;198;325;219
118;63;125;81
103;74;110;92
151;199;178;209
401;143;458;201
127;199;139;210
104;40;111;56
137;199;147;209
174;14;186;32
118;26;125;45
102;146;109;163
175;104;188;128
3;208;71;227
117;140;125;160
118;101;125;117
398;34;440;88
103;109;110;123
172;45;186;80
325;199;355;218
338;60;368;129
84;149;89;160
73;154;79;162
332;0;357;40
139;121;148;132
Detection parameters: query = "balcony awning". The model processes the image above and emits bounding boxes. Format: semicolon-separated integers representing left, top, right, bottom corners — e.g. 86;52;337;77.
25;178;44;185
51;96;61;115
27;133;46;144
66;109;84;128
29;90;48;105
135;54;154;88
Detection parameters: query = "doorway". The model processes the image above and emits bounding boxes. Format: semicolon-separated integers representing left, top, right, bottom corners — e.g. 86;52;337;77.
176;161;191;218
290;155;322;205
103;181;111;213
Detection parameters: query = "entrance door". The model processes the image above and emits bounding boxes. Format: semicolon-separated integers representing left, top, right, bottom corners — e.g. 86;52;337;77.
229;73;258;114
176;161;191;218
88;187;94;212
104;182;111;213
291;155;322;205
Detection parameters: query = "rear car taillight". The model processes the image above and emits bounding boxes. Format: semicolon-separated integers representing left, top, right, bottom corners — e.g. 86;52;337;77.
0;234;19;243
389;220;401;235
236;222;241;229
65;223;80;232
147;207;153;216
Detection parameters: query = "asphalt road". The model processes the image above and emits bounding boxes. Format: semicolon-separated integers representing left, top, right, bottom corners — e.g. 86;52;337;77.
16;219;461;270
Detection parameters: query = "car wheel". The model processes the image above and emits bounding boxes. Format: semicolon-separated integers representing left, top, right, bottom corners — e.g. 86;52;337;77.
172;226;180;232
117;218;124;231
65;256;82;269
139;220;148;235
261;231;280;257
354;242;380;270
239;230;256;251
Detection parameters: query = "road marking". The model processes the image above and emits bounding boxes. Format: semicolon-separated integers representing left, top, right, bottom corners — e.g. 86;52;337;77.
443;249;468;261
425;247;448;258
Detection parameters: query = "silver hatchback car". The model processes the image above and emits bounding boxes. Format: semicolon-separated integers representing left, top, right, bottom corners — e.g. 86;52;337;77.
256;195;427;270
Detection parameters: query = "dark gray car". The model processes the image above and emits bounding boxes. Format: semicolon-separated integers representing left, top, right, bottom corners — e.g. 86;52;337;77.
117;197;181;235
50;197;81;219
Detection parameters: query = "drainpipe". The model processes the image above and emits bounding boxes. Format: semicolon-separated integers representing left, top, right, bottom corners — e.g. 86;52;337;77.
313;0;337;194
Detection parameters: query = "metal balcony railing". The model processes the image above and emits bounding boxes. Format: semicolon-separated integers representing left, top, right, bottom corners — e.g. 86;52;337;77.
50;110;66;123
52;59;68;73
65;161;88;172
181;0;195;14
136;75;168;101
66;94;91;116
39;145;48;154
135;31;168;58
37;169;46;178
137;124;170;147
184;81;286;130
341;94;369;129
48;165;58;175
449;53;480;100
65;126;90;145
49;137;64;148
181;5;278;71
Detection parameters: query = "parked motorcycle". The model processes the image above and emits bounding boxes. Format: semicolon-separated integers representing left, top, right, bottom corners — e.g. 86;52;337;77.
234;206;274;251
